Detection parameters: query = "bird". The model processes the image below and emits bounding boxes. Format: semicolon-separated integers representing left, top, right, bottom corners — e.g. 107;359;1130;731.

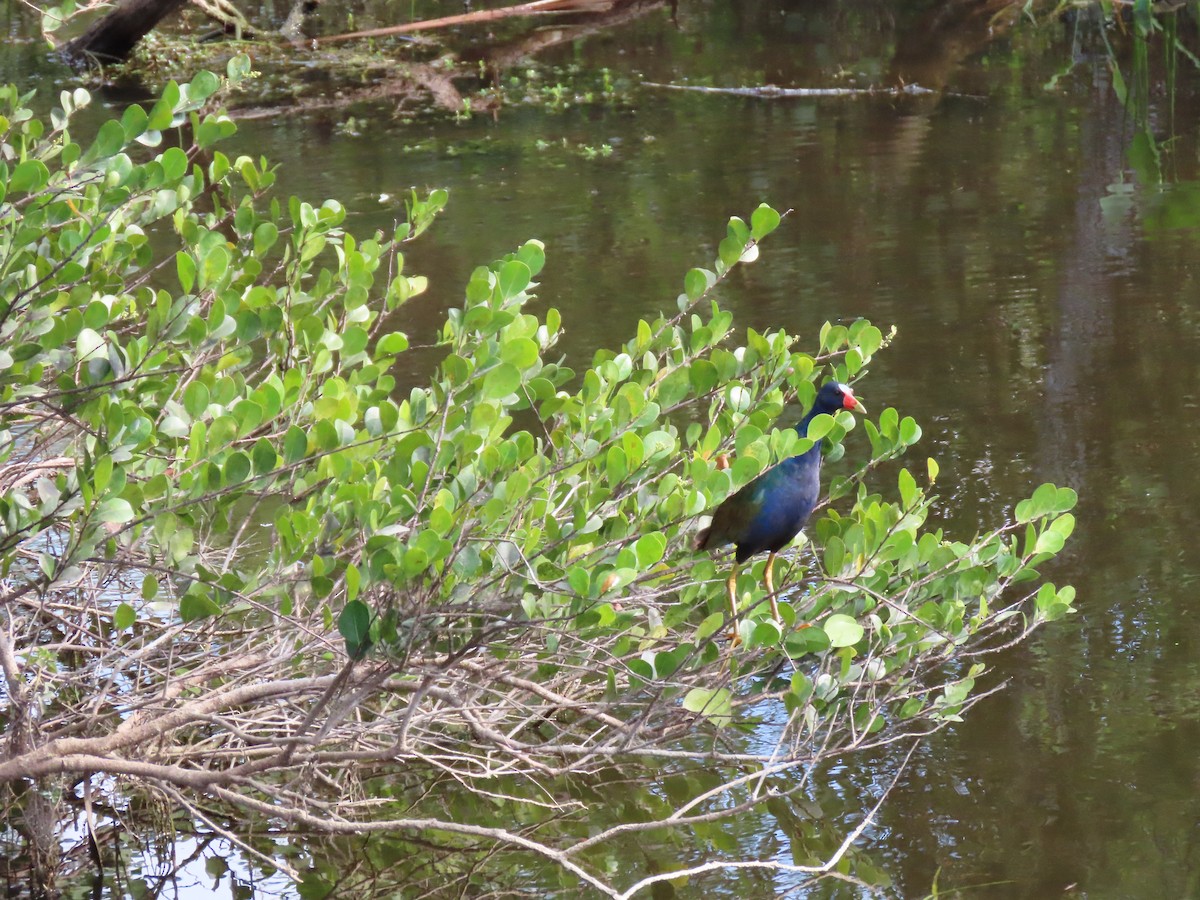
695;380;864;626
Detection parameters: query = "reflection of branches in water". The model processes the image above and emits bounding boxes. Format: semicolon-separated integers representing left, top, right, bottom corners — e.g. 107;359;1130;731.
230;61;472;120
477;0;668;71
888;0;1025;91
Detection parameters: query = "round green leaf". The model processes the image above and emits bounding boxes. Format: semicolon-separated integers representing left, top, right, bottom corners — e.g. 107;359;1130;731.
635;533;666;569
86;119;126;162
750;203;781;240
189;70;221;103
183;382;210;418
180;592;222;622
804;413;835;443
497;260;531;299
567;567;590;597
516;240;545;276
251;438;277;475
482;363;522;399
682;687;733;726
283;426;308;463
114;602;136;631
10;159;50;194
160;146;189;182
223;451;251;486
684;268;710;301
76;327;105;363
97;498;134;523
823;613;864;648
501;337;539;369
377;332;409;355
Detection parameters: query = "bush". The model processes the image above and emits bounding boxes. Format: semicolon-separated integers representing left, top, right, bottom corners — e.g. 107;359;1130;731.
0;59;1075;896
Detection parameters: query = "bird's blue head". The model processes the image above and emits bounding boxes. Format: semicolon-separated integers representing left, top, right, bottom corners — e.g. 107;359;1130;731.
812;381;863;416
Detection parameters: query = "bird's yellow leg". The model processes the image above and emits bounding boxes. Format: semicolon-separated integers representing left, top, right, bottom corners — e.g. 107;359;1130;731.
765;552;780;621
726;563;740;621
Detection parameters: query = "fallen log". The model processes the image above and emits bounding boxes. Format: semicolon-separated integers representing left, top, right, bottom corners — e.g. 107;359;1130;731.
60;0;190;67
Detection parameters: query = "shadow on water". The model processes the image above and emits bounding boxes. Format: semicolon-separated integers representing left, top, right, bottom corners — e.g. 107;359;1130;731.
8;0;1200;896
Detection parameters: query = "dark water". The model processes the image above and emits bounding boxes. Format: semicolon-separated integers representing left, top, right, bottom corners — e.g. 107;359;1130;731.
12;1;1200;896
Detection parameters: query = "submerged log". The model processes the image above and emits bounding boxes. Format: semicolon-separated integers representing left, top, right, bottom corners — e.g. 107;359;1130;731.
60;0;189;67
640;82;938;99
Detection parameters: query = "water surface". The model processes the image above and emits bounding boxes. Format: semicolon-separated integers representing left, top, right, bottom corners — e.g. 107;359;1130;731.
11;2;1200;896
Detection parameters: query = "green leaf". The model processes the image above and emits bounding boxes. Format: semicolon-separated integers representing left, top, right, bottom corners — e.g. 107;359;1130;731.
85;119;126;162
254;222;279;255
93;455;113;494
283;426;308;463
696;612;726;641
750;203;781;240
634;533;666;569
682;687;733;726
657;368;692;408
1031;483;1058;513
223;451;251;485
377;332;409;355
161;416;190;439
121;103;149;140
147;81;181;130
195;114;237;149
9;159;50;194
183;381;209;418
200;244;230;288
180;592;222;622
1053;487;1078;513
189;70;221;102
1034;529;1065;555
97;498;135;523
76;327;105;363
497;260;531;299
823;613;864;648
252;438;277;475
339;599;373;659
804;413;835;443
747;619;782;649
228;54;253;81
785;625;830;657
176;251;196;293
898;467;917;508
517;240;545;276
160;146;189;182
482;363;522;399
684;268;711;302
567;567;590;597
114;602;136;631
501;337;539;369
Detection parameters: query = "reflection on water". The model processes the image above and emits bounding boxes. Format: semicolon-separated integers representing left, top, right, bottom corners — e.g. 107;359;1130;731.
8;1;1200;895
